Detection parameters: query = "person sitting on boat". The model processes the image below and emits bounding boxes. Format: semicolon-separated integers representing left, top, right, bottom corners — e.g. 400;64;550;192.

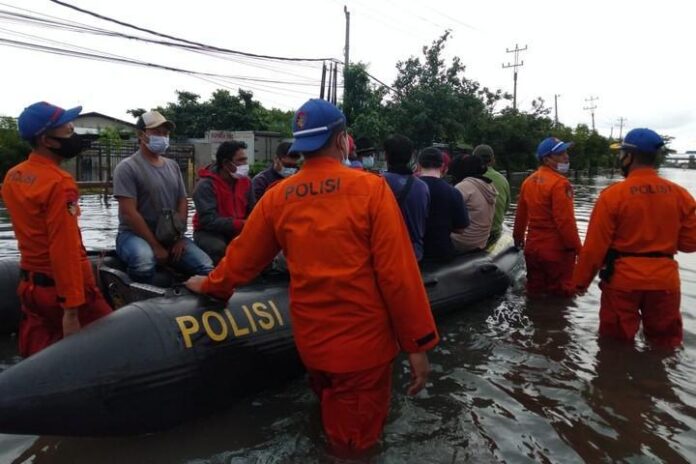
192;141;255;264
473;144;511;244
185;98;439;455
383;134;430;261
2;101;112;357
513;136;581;297
418;147;470;262
252;141;300;201
449;154;498;253
573;128;696;347
113;110;213;283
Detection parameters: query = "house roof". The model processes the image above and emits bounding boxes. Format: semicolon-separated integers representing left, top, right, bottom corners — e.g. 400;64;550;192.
74;112;136;128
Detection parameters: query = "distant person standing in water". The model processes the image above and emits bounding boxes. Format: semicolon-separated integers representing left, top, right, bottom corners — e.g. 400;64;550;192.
513;137;581;297
573;128;696;347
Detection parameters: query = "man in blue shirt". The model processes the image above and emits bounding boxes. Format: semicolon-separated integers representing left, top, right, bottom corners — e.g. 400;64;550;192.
418;147;470;262
383;135;430;261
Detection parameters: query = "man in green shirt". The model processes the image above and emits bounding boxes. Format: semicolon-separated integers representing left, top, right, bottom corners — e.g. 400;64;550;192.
473;144;511;244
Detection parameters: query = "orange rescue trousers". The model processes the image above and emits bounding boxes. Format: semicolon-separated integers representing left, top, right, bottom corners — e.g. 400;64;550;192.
17;273;112;357
598;282;682;348
308;361;393;454
524;247;575;297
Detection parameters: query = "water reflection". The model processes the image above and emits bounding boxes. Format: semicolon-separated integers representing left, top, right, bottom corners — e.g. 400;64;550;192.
2;168;696;463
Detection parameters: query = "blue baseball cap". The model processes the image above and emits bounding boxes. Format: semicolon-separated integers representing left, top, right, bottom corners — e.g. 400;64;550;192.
17;101;82;140
536;137;573;160
618;128;664;153
289;99;346;154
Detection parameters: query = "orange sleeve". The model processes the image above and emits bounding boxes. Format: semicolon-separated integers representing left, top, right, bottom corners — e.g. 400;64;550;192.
369;179;439;353
47;179;85;308
678;188;696;253
201;196;281;300
512;181;528;246
573;193;615;289
551;180;582;252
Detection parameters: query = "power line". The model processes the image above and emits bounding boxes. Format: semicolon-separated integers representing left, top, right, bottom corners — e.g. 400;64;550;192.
48;0;339;63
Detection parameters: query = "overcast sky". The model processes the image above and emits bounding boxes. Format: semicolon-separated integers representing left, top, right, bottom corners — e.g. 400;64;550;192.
0;0;694;151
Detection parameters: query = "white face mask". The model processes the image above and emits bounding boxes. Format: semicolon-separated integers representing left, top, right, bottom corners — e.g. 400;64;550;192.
235;164;250;177
556;162;570;173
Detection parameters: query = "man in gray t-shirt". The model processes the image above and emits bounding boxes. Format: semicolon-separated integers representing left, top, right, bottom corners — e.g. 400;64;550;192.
113;110;213;283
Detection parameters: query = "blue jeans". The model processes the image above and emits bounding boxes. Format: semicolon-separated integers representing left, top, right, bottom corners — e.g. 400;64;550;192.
116;231;214;283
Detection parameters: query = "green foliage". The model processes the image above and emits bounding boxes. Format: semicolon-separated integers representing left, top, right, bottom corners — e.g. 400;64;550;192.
0;117;30;180
342;31;612;171
127;90;292;139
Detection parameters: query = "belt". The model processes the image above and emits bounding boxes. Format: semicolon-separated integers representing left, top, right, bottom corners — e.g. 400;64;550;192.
20;269;56;287
599;249;674;283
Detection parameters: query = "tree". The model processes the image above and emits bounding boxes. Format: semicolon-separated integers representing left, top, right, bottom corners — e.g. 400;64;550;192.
342;63;391;143
0;117;30;179
387;31;492;148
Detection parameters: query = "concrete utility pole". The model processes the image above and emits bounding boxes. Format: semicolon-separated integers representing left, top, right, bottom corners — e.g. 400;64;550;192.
583;96;599;132
554;94;560;126
616;117;627;141
343;6;350;107
502;43;527;110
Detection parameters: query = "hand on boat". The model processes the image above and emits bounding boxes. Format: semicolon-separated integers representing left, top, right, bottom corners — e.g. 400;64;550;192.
62;308;81;337
184;275;206;294
170;239;187;262
406;351;431;396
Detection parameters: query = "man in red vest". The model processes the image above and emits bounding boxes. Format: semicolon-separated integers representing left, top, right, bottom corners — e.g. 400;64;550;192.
192;141;255;263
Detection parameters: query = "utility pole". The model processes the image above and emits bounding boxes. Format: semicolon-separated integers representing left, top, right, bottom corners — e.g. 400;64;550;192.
502;43;527;110
583;96;599;132
320;62;327;99
616;117;627;141
554;94;560;126
343;6;350;107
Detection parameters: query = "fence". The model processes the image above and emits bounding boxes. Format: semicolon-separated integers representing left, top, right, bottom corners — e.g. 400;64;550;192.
75;140;196;192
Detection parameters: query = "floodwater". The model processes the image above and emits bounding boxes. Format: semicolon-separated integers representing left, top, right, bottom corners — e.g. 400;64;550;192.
1;168;696;463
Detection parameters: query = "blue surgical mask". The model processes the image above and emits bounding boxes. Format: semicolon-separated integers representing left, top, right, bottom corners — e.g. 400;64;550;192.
146;135;169;154
556;162;570;173
362;156;375;169
280;167;298;177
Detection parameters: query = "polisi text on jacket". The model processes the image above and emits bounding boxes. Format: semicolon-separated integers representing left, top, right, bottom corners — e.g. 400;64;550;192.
285;177;341;200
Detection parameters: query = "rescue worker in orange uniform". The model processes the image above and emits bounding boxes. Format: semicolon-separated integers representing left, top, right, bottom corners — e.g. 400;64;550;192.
2;102;112;357
573;128;696;347
513;137;582;296
185;99;439;454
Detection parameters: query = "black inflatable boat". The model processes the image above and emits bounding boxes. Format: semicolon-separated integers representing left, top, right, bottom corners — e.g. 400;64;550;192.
0;235;522;436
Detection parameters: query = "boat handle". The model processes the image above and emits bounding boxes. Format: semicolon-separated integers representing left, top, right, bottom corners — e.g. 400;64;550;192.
423;278;439;287
478;264;497;274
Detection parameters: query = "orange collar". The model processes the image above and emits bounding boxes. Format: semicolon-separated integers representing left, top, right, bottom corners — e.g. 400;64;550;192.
28;152;60;167
627;167;658;178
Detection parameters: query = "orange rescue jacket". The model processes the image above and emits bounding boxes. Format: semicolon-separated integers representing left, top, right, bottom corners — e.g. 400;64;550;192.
574;167;696;291
2;153;94;308
513;166;582;253
201;156;439;373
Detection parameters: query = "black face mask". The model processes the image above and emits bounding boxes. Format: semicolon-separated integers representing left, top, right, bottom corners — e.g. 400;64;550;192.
48;133;84;159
